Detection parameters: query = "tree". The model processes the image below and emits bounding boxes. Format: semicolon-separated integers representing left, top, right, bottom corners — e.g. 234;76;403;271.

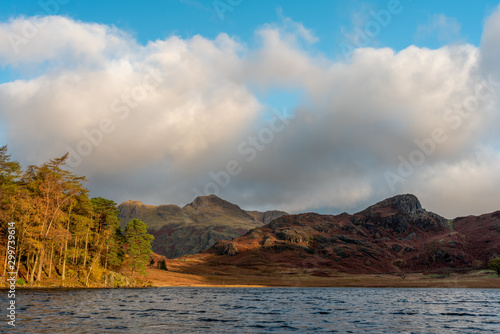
0;146;147;287
91;197;123;269
23;154;88;283
0;145;22;227
125;219;154;277
0;145;25;279
159;259;168;271
0;145;21;185
487;258;500;277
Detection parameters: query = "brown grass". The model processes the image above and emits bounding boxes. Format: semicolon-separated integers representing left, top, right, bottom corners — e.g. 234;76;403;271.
147;259;500;288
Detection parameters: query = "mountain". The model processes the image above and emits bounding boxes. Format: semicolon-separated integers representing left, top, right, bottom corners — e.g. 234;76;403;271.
453;211;500;264
118;194;287;258
197;194;500;275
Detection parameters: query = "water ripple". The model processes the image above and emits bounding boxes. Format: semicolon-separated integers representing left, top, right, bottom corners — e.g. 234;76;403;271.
1;287;499;333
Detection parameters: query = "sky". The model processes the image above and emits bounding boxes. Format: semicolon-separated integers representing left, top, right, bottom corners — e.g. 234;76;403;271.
1;0;500;218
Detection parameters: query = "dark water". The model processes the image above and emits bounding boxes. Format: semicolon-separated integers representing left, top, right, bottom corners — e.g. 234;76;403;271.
1;287;500;333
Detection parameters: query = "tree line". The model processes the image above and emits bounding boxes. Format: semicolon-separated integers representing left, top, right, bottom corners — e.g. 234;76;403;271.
0;145;154;286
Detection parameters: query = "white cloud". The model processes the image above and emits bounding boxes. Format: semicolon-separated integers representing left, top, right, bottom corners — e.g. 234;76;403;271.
0;16;134;67
416;14;462;43
401;147;500;218
480;4;500;77
1;8;500;217
0;22;260;174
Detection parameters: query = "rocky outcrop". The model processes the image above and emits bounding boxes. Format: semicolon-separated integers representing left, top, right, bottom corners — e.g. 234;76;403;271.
214;241;239;256
102;271;136;288
358;194;448;233
276;229;308;243
360;194;423;215
390;194;423;214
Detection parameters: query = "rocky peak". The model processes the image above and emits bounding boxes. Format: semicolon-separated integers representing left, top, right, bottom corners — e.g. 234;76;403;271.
363;194;423;215
186;194;238;211
390;194;423;214
357;194;449;233
121;199;144;206
183;194;256;221
118;200;152;215
118;200;160;229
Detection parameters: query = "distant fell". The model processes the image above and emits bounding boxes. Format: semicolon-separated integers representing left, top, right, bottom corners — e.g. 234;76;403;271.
201;194;499;275
118;195;287;258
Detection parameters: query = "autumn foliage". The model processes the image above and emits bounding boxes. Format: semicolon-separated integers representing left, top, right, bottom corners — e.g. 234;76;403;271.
0;145;153;286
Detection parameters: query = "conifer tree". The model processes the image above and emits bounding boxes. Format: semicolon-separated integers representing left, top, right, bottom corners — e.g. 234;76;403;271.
124;219;154;277
91;197;124;269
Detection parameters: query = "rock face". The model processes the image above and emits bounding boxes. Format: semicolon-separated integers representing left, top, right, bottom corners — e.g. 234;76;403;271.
118;195;287;259
214;241;239;256
202;194;500;275
103;271;136;288
276;229;308;243
359;194;423;215
390;194;423;214
358;194;448;234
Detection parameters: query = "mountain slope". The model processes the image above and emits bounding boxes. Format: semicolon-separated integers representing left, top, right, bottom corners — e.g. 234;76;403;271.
118;195;287;258
200;194;499;275
453;211;500;264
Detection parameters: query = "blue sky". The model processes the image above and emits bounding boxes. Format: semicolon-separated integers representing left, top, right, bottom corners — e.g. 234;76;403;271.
1;1;500;217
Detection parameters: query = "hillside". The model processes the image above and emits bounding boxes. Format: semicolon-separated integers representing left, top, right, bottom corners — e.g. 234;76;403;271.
118;194;287;258
184;194;500;276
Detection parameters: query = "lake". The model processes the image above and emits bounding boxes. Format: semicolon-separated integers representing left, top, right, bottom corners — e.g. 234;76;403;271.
2;287;500;333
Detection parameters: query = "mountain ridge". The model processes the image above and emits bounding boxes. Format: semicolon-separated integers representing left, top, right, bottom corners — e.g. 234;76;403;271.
118;195;288;258
196;194;499;275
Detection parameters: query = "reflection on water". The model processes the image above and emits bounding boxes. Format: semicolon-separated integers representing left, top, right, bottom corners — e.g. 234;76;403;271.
1;287;499;333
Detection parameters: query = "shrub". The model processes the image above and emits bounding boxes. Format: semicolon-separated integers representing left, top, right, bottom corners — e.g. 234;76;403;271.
487;258;500;277
16;278;26;286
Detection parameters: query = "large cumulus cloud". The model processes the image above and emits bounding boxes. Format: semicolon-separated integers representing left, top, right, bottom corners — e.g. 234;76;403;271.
1;8;500;218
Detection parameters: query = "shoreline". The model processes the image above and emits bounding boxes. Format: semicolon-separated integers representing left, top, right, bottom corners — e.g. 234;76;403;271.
143;268;500;289
2;282;500;289
3;269;499;289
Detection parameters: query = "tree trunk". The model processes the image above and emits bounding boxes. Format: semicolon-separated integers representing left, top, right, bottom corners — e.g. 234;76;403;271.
85;252;100;287
105;245;109;270
83;227;90;267
30;253;38;283
26;252;32;283
58;244;63;266
62;237;69;283
36;246;45;282
48;243;55;278
73;236;78;264
17;268;27;282
15;249;23;281
2;247;8;278
14;240;25;281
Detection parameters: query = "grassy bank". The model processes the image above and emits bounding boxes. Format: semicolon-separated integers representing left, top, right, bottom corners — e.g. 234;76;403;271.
146;263;500;289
